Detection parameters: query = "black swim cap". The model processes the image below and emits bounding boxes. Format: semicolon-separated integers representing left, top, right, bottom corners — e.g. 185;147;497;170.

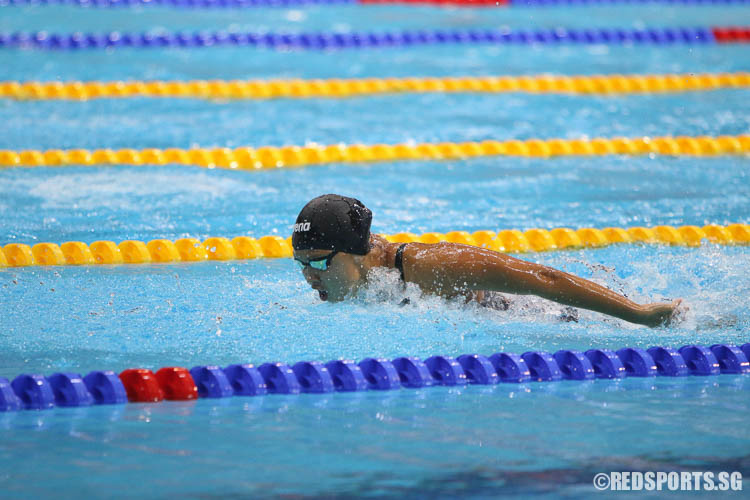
292;194;372;255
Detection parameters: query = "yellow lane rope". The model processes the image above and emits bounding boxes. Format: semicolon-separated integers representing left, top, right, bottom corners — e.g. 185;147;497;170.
1;72;749;101
1;134;749;170
2;223;748;267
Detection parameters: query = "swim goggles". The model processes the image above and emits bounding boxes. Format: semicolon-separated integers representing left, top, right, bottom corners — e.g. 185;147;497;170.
294;251;338;271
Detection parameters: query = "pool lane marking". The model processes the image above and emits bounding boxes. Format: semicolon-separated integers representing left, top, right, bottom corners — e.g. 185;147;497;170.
368;0;750;6
2;223;748;267
2;72;749;101
2;344;749;412
0;134;748;170
3;0;354;7
0;26;748;50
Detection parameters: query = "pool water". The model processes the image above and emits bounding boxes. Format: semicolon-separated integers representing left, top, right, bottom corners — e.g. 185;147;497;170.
1;3;749;499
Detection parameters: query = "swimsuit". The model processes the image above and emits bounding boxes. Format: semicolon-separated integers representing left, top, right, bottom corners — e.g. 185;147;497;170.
394;243;408;282
394;243;410;306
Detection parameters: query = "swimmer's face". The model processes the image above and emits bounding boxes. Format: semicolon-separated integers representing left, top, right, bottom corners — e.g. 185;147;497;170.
293;249;365;302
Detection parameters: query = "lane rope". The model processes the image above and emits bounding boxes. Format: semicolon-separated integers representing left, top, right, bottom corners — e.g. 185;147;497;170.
366;0;750;5
1;134;749;170
2;343;749;411
3;72;749;100
2;0;749;8
2;223;748;267
2;0;357;6
1;27;748;50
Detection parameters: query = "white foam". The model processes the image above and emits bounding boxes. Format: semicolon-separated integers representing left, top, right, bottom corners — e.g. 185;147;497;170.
16;170;278;211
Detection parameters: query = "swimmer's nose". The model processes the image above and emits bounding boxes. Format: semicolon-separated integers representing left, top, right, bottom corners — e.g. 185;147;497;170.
302;266;320;281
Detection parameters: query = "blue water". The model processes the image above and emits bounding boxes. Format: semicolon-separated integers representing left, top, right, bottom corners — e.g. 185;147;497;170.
1;377;748;499
1;3;750;499
3;6;750;81
3;91;750;149
2;245;750;378
1;157;748;243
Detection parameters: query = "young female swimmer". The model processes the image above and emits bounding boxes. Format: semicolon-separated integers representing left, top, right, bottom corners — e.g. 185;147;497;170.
292;194;682;327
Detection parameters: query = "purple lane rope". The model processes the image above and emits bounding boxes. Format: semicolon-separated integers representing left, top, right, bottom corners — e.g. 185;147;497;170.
0;26;738;50
2;343;749;411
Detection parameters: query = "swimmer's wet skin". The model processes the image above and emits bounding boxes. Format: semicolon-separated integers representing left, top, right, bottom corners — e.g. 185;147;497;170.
292;194;681;328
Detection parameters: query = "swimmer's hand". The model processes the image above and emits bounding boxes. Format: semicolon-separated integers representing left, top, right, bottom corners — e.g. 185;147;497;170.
639;299;685;327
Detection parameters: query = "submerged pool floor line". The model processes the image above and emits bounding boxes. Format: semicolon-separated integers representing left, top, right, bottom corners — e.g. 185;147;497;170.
2;343;749;412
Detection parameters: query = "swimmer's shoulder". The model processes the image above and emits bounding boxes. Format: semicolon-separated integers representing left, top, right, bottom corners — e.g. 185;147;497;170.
371;235;430;263
373;236;488;277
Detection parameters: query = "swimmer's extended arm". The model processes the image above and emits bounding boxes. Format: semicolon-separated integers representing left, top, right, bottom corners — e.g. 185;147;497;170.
403;243;679;327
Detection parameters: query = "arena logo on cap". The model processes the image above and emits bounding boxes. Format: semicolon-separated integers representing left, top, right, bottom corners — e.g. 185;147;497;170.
293;222;311;233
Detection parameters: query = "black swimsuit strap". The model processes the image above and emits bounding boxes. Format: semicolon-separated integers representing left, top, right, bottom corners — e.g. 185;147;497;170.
394;243;408;282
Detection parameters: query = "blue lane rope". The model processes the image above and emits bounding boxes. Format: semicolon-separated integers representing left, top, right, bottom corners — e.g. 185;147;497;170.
0;27;725;50
1;0;748;8
1;343;748;411
0;0;355;6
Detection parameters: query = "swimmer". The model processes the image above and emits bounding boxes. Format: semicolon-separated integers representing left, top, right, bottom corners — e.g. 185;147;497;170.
292;194;682;327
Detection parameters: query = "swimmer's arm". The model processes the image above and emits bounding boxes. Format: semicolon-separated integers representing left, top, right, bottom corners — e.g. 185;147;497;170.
405;243;678;327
